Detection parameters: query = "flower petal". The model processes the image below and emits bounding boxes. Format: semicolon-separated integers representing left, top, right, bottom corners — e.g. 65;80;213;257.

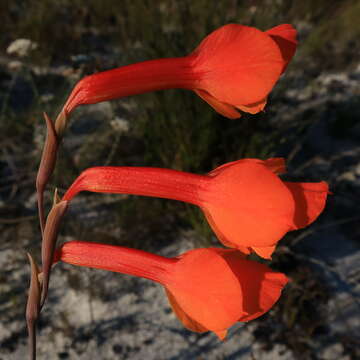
214;329;228;341
239;271;288;322
284;181;329;229
205;159;294;248
165;288;208;333
193;24;283;106
166;248;243;332
202;207;250;253
237;98;267;114
251;245;276;259
208;158;285;177
266;24;298;73
220;251;288;322
194;89;241;119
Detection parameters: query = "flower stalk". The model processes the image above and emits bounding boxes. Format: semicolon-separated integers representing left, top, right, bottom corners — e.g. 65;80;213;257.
26;253;42;360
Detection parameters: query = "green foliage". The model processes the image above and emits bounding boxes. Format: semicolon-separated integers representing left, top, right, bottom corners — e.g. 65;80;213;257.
302;0;360;69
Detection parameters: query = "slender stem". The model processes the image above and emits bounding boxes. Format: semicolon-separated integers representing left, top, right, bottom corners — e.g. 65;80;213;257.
27;321;36;360
56;241;176;285
64;56;198;114
26;253;40;360
62;167;210;206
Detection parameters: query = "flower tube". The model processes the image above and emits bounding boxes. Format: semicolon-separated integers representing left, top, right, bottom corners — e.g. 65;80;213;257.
55;23;297;132
62;158;328;258
55;241;288;339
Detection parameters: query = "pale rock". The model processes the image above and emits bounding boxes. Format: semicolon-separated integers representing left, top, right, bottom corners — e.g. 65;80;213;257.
110;117;130;133
6;38;38;57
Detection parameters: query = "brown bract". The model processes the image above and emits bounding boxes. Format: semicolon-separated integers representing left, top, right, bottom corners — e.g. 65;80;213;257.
40;200;68;307
36;113;59;235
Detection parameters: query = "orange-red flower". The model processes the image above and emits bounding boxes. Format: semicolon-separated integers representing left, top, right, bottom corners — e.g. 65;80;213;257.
59;24;297;120
55;241;288;339
62;158;328;259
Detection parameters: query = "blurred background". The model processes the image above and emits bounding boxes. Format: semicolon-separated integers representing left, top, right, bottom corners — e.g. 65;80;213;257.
0;0;359;359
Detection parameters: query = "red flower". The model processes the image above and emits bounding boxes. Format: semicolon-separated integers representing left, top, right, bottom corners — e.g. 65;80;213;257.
62;158;328;259
55;241;288;339
59;24;296;120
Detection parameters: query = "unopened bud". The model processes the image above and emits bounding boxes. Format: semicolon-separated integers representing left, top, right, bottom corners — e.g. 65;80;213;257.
36;113;58;235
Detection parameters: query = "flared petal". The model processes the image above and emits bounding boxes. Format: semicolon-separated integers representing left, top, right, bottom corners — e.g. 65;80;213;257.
195;89;268;118
284;181;329;230
202;207;251;254
214;329;228;341
192;24;283;106
266;24;298;73
165;289;208;333
239;271;288;322
219;250;288;322
204;159;294;248
208;158;285;177
194;89;241;119
205;201;277;259
166;248;244;334
237;98;267;114
251;245;277;259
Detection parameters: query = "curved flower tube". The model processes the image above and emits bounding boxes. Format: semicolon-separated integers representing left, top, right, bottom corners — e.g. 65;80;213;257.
56;23;297;130
62;158;328;259
55;241;288;339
